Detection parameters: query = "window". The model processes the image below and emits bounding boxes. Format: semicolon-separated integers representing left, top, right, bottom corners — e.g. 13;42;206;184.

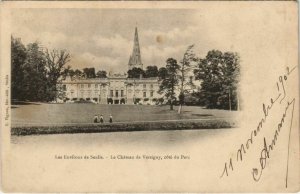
143;91;146;97
81;84;84;88
121;90;124;97
95;84;98;88
150;91;153;97
115;90;119;97
143;84;146;88
110;90;113;97
88;84;91;88
62;85;66;91
150;84;153;89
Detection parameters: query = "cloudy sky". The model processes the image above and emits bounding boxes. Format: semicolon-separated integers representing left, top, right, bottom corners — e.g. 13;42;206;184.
11;6;293;74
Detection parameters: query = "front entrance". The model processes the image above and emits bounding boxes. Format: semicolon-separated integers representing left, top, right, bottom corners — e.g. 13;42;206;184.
114;100;120;104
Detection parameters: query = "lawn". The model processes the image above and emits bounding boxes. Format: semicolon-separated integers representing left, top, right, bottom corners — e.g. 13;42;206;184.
11;103;237;127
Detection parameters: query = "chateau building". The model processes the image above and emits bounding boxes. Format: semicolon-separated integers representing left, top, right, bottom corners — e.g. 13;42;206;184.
59;27;162;104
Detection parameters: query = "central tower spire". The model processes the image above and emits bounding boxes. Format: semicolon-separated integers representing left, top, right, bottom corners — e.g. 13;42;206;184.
128;27;143;70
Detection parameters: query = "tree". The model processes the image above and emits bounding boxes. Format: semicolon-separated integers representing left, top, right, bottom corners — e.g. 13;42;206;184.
145;65;158;78
96;70;107;78
158;58;180;110
158;67;168;79
194;50;240;110
127;67;145;78
11;37;72;102
62;65;75;78
83;67;96;78
11;37;27;100
45;49;71;101
74;69;84;78
22;42;48;101
178;45;197;114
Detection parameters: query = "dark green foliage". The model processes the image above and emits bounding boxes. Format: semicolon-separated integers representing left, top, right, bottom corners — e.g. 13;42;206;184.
127;67;145;78
83;67;96;78
158;67;168;79
11;119;236;136
96;70;107;78
22;42;48;101
158;58;180;110
11;37;27;100
45;49;71;101
194;50;240;110
127;65;159;78
145;65;158;77
11;36;70;102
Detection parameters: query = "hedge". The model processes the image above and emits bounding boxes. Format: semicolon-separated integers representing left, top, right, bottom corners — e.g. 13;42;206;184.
11;119;236;136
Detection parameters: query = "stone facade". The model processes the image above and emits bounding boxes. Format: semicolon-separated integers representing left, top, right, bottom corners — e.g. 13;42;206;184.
60;74;161;104
58;27;162;104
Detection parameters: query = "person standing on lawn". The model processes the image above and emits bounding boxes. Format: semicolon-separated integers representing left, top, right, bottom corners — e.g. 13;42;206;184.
93;114;99;123
100;114;104;123
109;114;113;123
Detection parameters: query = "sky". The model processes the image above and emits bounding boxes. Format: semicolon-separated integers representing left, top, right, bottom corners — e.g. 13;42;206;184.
11;6;293;75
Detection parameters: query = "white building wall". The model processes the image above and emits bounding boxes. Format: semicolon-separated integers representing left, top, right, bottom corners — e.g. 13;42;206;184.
59;76;162;104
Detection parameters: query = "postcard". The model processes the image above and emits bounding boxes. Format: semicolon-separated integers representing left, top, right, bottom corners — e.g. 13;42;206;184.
0;1;299;192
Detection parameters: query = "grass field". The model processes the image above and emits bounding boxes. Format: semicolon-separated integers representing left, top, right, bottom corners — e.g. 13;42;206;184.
12;103;237;127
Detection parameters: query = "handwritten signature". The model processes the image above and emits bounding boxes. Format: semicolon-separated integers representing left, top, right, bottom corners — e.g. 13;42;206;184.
220;66;297;188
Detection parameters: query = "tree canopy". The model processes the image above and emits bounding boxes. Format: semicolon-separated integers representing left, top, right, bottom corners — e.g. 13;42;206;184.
127;67;145;78
145;65;159;77
96;70;107;78
83;67;96;78
158;58;180;110
194;50;240;110
11;37;70;102
177;44;197;113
